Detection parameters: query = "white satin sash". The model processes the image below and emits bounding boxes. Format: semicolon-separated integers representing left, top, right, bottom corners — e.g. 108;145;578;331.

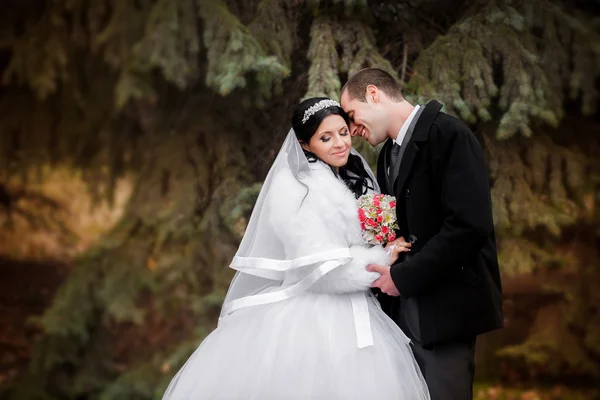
221;250;374;349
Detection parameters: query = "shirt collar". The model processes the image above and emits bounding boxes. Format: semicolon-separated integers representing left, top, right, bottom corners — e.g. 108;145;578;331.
394;105;421;146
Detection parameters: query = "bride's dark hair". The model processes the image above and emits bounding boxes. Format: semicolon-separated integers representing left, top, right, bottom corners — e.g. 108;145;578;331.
291;97;375;198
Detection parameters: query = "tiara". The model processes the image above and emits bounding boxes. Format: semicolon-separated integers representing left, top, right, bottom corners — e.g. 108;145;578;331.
302;99;341;124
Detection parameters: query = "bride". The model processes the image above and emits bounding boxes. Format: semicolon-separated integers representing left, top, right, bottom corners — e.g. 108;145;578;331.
162;98;430;399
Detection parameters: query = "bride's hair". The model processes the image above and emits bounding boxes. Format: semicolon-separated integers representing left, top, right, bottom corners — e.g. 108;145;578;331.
291;97;375;198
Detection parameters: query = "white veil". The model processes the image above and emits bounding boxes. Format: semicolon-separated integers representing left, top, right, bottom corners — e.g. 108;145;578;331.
219;128;378;321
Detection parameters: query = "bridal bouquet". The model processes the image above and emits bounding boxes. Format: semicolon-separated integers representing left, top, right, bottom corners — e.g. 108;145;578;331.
357;194;399;245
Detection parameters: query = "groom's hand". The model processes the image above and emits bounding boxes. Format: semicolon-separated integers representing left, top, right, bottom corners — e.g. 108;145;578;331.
367;264;400;296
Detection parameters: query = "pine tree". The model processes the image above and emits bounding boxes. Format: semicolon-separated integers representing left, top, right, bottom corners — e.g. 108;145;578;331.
0;0;599;397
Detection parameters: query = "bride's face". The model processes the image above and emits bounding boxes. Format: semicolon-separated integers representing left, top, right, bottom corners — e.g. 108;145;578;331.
302;114;352;169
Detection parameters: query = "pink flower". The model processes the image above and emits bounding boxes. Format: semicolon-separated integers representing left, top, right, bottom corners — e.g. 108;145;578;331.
356;194;401;245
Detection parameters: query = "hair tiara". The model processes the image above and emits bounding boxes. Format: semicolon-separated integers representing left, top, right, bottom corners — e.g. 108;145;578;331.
301;99;341;124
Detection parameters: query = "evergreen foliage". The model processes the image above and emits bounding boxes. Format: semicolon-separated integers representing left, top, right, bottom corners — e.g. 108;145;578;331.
0;0;598;397
407;0;600;138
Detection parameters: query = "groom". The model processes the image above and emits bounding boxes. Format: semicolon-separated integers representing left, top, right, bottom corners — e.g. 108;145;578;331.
341;68;503;399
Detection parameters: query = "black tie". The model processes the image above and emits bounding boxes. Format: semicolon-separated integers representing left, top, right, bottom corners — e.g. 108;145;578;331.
388;143;401;188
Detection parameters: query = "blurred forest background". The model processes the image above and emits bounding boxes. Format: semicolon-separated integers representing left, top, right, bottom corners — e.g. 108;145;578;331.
0;0;599;399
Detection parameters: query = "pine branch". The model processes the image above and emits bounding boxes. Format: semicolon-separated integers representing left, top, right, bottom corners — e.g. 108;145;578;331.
249;0;295;70
335;21;400;80
305;16;340;100
109;0;202;108
198;0;290;97
484;132;589;238
407;0;600;138
2;4;71;99
305;17;399;100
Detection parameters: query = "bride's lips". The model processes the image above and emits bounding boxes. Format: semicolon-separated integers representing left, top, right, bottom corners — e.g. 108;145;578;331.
332;149;348;157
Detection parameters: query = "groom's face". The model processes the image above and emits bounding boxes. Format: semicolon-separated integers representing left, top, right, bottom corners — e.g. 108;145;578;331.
340;89;388;147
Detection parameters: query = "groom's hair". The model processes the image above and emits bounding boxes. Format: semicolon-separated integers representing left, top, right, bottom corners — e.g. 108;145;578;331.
342;68;404;102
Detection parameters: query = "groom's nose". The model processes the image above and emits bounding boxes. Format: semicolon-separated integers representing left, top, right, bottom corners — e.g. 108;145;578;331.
349;123;359;137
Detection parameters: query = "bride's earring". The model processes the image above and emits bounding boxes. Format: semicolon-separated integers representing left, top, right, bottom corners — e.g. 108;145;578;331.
300;143;317;163
303;150;318;163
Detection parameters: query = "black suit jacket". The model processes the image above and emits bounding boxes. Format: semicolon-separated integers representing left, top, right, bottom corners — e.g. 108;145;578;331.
376;100;503;347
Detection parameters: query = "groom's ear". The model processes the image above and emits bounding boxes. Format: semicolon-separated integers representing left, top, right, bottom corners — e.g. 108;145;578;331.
366;85;379;103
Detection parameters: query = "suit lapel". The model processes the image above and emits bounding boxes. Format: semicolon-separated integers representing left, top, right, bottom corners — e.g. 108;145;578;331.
393;141;418;196
393;100;443;196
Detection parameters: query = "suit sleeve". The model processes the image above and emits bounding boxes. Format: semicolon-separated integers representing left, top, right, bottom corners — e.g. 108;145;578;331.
391;121;494;298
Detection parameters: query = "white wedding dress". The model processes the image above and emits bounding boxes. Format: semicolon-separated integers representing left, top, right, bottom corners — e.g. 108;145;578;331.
163;131;429;400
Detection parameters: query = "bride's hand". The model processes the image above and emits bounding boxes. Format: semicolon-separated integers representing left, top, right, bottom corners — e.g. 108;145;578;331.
385;237;411;264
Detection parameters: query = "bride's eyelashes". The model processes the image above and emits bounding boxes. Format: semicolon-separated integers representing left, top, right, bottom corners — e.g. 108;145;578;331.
320;130;349;143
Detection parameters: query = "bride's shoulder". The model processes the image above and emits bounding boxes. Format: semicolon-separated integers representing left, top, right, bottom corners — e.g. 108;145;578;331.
267;161;355;212
269;168;304;197
265;169;305;223
305;161;346;190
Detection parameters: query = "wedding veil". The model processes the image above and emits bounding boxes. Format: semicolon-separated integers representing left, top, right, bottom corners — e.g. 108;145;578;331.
219;128;378;321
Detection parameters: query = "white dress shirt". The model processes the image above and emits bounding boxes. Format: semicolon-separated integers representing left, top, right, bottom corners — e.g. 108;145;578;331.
387;105;421;176
394;105;421;147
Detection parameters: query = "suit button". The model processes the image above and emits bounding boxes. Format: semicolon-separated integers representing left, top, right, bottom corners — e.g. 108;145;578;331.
405;189;410;198
409;234;417;243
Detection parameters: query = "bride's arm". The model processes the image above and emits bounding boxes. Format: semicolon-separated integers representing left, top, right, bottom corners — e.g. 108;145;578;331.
267;170;386;293
308;245;387;293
